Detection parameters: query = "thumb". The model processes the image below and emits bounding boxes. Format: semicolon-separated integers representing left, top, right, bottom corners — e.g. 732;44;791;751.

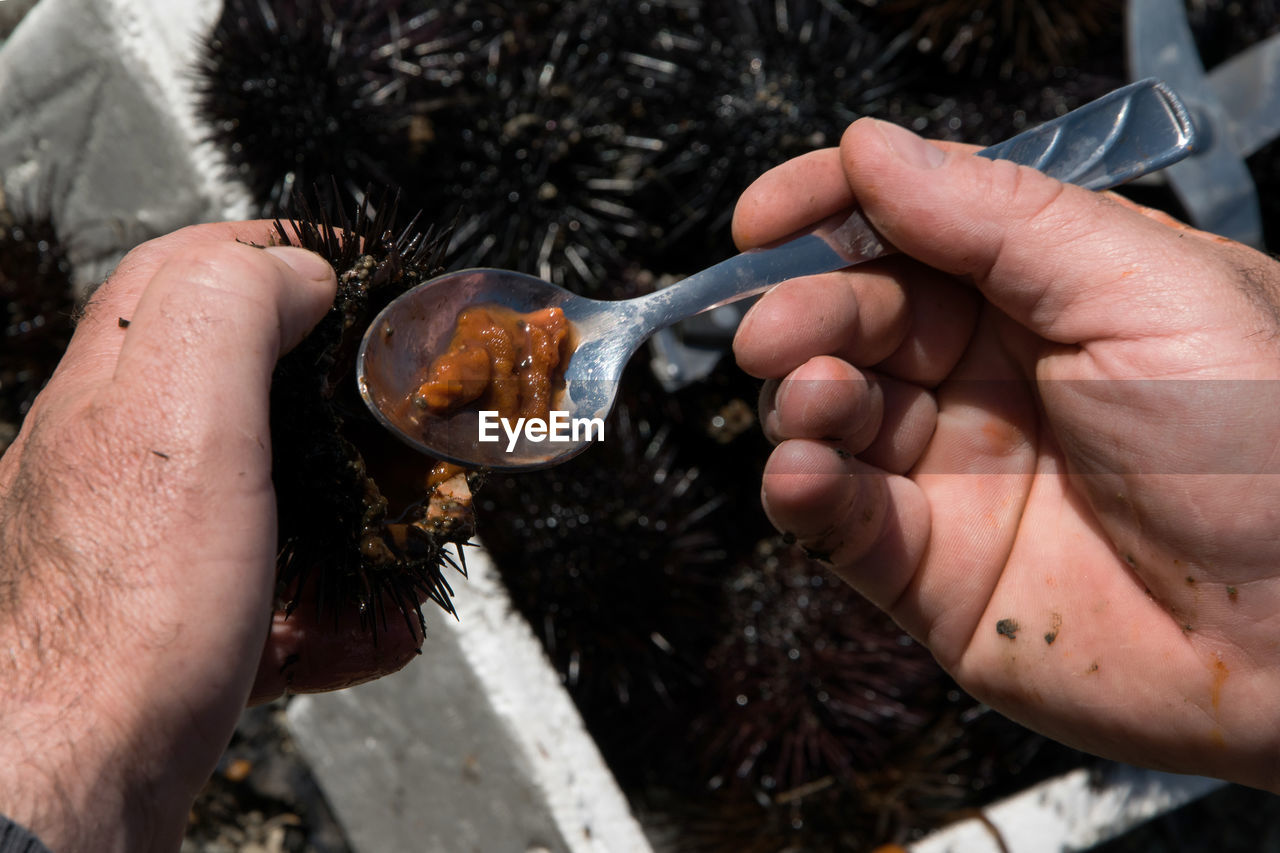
109;241;336;439
841;117;1228;345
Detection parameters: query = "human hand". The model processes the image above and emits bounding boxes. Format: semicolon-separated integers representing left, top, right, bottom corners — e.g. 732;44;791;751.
732;118;1280;792
0;223;422;852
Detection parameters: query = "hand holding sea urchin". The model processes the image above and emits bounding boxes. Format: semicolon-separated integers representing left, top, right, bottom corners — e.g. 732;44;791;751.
268;195;476;640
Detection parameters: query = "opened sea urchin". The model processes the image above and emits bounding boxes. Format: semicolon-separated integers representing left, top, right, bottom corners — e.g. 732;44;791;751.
269;194;474;637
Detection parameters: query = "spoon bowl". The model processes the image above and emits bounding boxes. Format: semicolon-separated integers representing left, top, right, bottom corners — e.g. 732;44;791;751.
358;269;636;468
357;78;1197;469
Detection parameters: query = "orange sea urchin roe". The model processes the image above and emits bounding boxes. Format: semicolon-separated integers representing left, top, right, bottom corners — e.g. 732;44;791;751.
411;304;571;421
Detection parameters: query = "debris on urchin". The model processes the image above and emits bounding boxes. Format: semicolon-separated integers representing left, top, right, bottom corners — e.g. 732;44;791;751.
268;192;474;637
195;0;462;215
0;198;75;453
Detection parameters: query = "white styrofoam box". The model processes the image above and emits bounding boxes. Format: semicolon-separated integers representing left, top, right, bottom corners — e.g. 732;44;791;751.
0;0;249;289
909;765;1224;853
286;545;653;853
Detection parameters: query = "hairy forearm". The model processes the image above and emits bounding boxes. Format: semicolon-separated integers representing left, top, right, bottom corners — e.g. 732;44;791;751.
0;579;188;853
0;697;174;853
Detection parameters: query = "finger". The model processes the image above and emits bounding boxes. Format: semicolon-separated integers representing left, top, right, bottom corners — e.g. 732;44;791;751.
837;117;1250;344
50;222;296;399
889;322;1040;654
734;260;908;378
760;356;883;451
859;377;937;474
109;241;335;445
761;440;929;612
760;359;938;474
77;221;287;338
731;141;981;250
249;606;422;704
732;148;850;251
735;254;979;386
873;262;981;386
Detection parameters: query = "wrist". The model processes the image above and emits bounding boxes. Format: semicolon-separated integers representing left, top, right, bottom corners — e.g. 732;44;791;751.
0;694;190;853
0;609;200;853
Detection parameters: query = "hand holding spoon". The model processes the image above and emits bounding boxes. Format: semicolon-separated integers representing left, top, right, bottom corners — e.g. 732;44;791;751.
357;78;1197;470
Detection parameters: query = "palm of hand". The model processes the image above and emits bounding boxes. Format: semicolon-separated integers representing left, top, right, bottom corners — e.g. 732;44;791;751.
914;299;1280;789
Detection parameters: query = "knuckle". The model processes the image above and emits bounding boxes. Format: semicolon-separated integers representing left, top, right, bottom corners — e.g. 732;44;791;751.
152;243;284;338
110;231;180;281
84;224;222;306
972;160;1099;298
980;160;1071;240
171;241;278;295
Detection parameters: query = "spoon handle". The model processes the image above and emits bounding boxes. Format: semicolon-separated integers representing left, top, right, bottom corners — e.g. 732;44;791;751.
636;78;1197;327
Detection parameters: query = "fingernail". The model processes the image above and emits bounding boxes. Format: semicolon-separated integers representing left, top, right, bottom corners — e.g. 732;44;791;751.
874;120;945;169
773;375;793;413
263;245;335;282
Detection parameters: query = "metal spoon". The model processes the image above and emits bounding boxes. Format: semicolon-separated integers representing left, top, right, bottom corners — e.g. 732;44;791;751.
357;78;1196;470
